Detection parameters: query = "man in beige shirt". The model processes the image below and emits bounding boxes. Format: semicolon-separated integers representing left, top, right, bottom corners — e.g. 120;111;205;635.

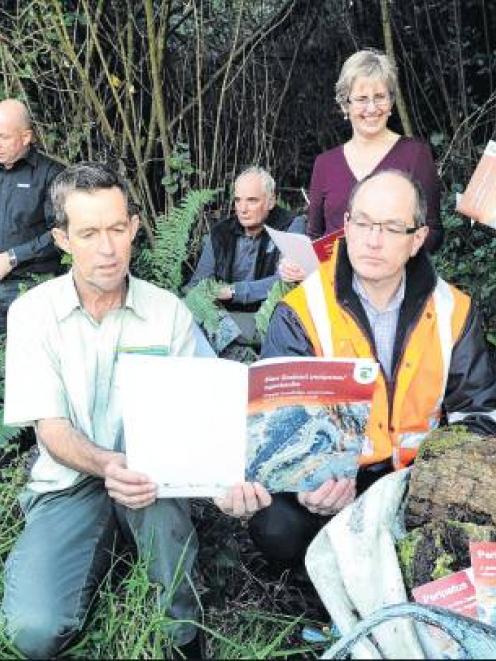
2;163;204;658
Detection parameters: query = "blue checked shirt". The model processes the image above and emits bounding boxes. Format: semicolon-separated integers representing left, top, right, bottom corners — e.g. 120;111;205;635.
352;273;405;380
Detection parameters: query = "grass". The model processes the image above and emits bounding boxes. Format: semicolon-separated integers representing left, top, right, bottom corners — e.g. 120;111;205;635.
0;443;331;659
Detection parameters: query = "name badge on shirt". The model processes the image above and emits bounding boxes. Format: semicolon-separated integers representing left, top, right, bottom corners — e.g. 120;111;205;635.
16;183;31;188
117;345;170;357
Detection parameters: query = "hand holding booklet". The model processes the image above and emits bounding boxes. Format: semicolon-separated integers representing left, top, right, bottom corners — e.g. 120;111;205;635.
118;354;378;497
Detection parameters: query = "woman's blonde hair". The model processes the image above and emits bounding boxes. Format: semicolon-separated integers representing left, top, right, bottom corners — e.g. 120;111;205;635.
335;49;398;110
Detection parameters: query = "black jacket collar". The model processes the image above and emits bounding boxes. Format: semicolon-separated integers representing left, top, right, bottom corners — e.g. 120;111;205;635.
1;145;38;171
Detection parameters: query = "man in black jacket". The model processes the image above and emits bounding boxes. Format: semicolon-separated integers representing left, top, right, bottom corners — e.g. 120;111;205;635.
215;169;496;566
0;98;63;332
188;166;299;311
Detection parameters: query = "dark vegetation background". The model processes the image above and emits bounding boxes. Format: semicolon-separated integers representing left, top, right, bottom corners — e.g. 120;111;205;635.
1;0;496;657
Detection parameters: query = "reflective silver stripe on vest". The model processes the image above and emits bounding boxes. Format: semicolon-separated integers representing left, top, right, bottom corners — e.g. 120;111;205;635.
398;277;457;453
302;270;334;357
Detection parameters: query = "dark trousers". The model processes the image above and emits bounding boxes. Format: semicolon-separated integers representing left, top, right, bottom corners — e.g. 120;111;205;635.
249;462;393;567
3;477;199;658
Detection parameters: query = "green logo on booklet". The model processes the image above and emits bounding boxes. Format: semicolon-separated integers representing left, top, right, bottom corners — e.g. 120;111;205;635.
118;345;170;356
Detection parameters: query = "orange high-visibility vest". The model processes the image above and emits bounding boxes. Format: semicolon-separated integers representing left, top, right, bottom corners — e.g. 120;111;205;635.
284;249;471;469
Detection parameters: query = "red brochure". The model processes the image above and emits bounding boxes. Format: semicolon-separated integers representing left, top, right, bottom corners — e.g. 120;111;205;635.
470;541;496;626
312;228;345;262
412;568;477;619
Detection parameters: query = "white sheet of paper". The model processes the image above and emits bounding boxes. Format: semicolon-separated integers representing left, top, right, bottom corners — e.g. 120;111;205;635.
118;355;247;497
265;225;319;276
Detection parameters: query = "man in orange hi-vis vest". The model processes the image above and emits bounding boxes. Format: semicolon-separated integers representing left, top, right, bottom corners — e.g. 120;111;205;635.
216;169;496;567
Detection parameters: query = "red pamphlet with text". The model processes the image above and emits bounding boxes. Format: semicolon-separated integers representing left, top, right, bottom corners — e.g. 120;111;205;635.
413;568;477;657
412;568;477;619
470;541;496;626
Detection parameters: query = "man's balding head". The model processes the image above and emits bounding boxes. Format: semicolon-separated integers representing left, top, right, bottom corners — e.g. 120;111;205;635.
0;99;33;168
344;169;429;288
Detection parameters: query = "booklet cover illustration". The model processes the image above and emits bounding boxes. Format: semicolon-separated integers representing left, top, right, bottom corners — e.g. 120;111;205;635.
246;358;377;491
119;355;378;497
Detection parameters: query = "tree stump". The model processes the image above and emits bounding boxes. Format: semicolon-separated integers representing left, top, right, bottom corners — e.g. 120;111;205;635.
397;428;496;592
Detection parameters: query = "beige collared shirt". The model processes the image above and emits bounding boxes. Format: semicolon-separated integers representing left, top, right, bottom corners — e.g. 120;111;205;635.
4;271;199;493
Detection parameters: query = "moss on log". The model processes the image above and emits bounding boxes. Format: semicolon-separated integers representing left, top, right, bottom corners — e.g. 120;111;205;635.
406;429;496;529
397;520;496;593
397;428;496;594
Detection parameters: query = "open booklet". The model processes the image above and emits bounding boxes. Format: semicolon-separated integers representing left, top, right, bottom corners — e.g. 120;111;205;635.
456;140;496;228
265;225;344;277
118;355;378;497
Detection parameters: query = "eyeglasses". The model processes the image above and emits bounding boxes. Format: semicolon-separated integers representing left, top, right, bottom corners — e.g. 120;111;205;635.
346;213;418;237
347;93;391;109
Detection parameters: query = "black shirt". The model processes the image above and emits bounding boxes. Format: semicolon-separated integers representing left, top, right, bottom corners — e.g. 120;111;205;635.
0;146;64;278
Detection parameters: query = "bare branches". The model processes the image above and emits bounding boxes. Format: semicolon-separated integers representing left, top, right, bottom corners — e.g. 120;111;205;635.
380;0;412;137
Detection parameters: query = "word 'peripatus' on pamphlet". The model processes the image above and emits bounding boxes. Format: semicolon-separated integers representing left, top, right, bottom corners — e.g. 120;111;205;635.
413;569;477;659
118;355;378;497
456;140;496;228
470;541;496;626
413;568;477;619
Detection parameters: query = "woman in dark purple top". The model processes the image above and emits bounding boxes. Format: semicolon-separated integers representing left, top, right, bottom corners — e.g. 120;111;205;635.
307;50;442;253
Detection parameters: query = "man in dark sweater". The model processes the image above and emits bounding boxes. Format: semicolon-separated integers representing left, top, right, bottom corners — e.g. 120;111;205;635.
0;98;64;332
187;166;302;351
188;166;301;308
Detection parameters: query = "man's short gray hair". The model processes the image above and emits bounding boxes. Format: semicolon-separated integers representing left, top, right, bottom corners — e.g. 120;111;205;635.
51;162;133;230
335;48;398;110
348;169;428;228
235;166;276;198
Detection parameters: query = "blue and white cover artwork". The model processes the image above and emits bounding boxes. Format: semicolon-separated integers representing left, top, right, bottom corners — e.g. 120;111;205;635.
245;357;378;492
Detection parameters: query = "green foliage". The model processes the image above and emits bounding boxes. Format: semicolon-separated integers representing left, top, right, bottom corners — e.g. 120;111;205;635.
68;553;188;658
162;143;198;196
433;196;496;344
431;552;455;580
0;454;328;658
255;280;295;338
136;189;216;294
209;610;318;659
0;446;26;657
184;279;226;334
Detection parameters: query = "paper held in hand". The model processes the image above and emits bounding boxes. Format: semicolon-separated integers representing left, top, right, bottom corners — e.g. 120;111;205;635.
456;140;496;228
265;225;344;277
118;354;378;498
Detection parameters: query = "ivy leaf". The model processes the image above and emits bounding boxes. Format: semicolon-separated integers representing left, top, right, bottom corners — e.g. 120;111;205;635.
430;132;445;147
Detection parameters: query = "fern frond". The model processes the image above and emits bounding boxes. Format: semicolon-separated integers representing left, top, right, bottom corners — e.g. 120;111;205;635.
184;278;226;334
0;418;21;446
254;280;295;338
138;189;216;294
